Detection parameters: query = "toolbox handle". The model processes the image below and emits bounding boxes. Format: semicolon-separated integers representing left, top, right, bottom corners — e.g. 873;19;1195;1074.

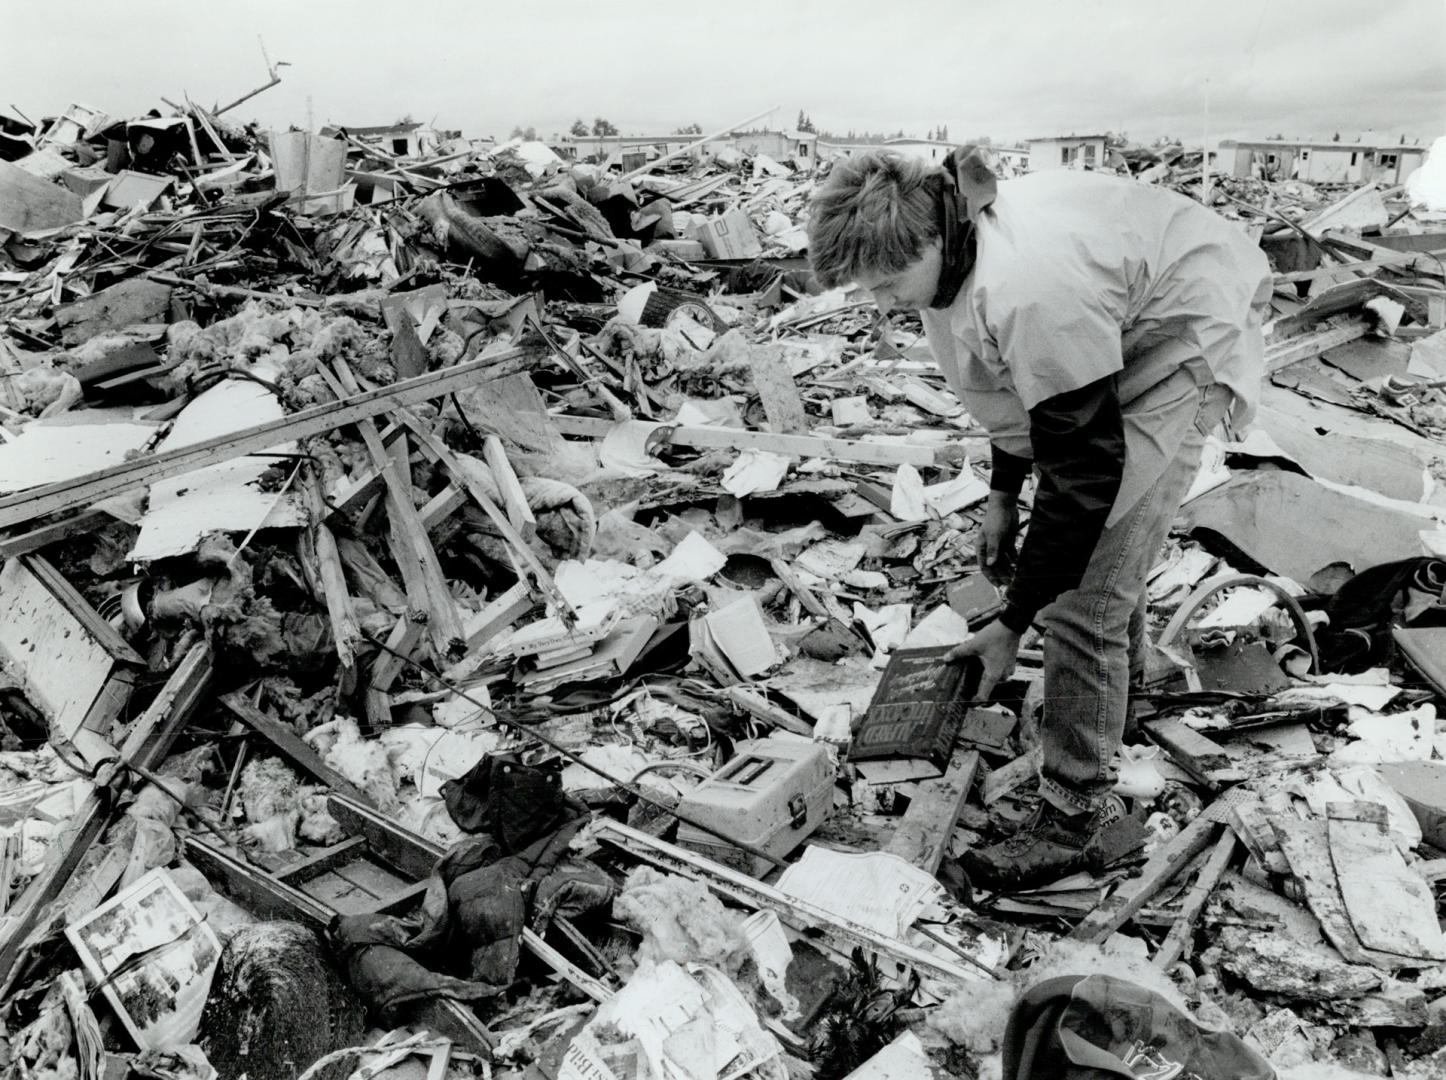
717;755;774;786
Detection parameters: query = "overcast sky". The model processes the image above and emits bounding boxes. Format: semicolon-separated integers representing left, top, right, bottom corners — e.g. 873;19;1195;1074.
9;0;1445;147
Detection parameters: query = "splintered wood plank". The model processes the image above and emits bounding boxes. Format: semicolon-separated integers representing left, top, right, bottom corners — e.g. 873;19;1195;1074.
1152;829;1238;969
325;360;464;655
395;410;572;617
483;435;536;540
887;749;980;875
1143;719;1245;789
303;473;362;669
1328;801;1446;963
0;348;535;532
748;344;808;434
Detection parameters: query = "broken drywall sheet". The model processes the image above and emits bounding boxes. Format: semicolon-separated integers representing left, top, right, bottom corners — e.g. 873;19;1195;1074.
129;372;304;561
0;411;159;494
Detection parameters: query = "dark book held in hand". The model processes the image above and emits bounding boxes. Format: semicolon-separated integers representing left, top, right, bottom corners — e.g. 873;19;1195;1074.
853;645;984;773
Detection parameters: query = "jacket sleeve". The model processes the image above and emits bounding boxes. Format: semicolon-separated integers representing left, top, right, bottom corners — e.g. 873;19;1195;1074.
989;443;1032;497
998;375;1126;634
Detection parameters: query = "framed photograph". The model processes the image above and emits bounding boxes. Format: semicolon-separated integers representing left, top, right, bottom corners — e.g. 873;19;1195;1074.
64;867;220;1050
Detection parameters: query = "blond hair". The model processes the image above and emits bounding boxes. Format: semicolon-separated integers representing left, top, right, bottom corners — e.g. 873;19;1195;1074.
807;152;941;288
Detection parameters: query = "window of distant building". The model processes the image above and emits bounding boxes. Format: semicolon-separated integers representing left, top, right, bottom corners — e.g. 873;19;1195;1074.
1062;145;1077;164
393;138;409;155
1084;143;1097;165
1379;153;1398;169
1350;152;1359;166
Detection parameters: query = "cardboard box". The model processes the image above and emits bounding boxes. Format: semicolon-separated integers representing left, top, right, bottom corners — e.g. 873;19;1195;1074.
697;208;762;260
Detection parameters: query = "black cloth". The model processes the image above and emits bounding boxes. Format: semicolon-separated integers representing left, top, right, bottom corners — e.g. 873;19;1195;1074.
1000;376;1126;634
1319;557;1446;672
990;443;1033;496
440;752;580;851
928;145;996;310
1002;974;1274;1080
927;172;977;310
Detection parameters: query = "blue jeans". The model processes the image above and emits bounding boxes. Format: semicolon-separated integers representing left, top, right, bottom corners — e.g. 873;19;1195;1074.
1036;383;1231;815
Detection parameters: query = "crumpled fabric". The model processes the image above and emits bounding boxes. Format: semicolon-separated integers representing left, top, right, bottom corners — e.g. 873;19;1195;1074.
440;753;580;849
1321;557;1446;672
329;816;613;1021
1002;973;1274;1080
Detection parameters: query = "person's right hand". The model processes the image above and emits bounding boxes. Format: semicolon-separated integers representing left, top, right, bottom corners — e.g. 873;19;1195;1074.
978;492;1020;587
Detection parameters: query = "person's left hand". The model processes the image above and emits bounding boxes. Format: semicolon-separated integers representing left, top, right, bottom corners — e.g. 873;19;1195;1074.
946;620;1022;700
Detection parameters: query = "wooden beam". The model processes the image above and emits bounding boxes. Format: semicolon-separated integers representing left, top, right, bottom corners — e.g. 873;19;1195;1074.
550;414;939;467
395;411;573;619
1151;829;1238;969
0;509;112;561
218;692;375;807
0;348;536;531
718;685;814;737
1265;318;1370;373
418;485;467;532
370;615;426;694
302;473;362;669
275;836;369;885
886;749;981;875
1143;718;1245;790
1068;788;1246;944
326;362;463;656
521;928;612;1003
364;615;425;730
482;436;536;540
768;557;831;621
186;836;335;925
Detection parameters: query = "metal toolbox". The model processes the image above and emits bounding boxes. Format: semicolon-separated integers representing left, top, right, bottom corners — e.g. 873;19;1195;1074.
675;738;836;876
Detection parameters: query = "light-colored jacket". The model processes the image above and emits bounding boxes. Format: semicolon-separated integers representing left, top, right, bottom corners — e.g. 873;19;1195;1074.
920;169;1271;525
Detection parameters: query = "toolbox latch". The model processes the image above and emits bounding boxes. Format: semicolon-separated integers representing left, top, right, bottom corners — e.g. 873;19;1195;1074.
788;794;808;829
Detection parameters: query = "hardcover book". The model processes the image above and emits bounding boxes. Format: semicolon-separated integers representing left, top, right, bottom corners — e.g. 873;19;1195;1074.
854;645;983;772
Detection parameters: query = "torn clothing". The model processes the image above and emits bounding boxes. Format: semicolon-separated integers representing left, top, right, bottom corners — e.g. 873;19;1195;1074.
921;168;1271;531
998;376;1126;634
330;817;614;1022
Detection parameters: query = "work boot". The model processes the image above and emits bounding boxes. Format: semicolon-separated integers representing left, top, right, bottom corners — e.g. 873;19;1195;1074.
961;795;1126;893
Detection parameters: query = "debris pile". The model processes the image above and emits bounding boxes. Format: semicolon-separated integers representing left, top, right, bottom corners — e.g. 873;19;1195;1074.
3;92;1446;1080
